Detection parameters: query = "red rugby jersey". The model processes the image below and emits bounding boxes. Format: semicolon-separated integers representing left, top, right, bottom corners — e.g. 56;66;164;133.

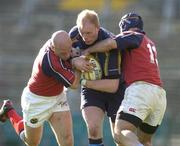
115;31;162;86
27;40;75;96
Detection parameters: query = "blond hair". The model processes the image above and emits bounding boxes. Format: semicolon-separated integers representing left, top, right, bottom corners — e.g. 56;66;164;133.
76;9;100;28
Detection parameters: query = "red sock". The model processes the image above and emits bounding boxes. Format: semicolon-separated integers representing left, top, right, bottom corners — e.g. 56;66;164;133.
7;109;24;135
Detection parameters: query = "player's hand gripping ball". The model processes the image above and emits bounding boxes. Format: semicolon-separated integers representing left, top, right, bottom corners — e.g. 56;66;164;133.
81;56;102;80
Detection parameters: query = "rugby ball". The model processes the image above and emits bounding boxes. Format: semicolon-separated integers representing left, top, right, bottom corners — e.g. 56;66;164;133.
81;56;102;80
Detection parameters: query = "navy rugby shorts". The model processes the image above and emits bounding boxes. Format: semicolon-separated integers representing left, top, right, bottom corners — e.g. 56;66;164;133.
81;82;125;122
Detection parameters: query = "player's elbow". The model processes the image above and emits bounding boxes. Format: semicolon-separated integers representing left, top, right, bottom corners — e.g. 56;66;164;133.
109;79;119;93
70;83;79;89
109;85;119;93
70;82;79;89
106;38;117;50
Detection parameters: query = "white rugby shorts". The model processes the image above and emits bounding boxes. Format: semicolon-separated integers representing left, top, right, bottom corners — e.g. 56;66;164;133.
118;81;167;126
21;87;70;128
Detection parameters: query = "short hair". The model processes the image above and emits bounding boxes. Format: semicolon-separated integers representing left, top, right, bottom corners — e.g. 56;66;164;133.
76;9;100;28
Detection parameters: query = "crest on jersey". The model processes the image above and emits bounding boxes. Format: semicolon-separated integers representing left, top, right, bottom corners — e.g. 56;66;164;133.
30;118;38;124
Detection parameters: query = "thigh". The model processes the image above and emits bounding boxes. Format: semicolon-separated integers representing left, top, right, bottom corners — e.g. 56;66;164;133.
137;128;153;145
109;120;123;146
82;106;105;138
115;119;137;134
24;123;43;146
82;106;105;126
49;111;73;146
114;119;139;145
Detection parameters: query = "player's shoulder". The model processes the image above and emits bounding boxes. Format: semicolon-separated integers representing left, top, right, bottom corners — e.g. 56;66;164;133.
116;30;144;40
69;26;79;39
123;30;145;37
69;26;82;44
99;27;115;39
38;39;51;56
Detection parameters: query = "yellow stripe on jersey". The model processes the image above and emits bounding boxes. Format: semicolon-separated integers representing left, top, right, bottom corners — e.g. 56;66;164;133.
104;52;110;76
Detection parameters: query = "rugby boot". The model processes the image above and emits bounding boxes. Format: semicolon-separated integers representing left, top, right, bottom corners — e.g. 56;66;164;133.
0;100;14;123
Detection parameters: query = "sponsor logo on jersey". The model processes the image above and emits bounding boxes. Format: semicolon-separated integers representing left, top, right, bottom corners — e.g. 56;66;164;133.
57;101;68;107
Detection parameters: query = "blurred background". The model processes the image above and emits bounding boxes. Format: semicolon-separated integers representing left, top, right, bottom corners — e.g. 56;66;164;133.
0;0;180;146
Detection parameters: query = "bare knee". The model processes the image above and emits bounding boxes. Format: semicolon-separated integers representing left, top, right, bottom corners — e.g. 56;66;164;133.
23;133;41;146
57;133;73;146
88;124;101;138
64;134;73;146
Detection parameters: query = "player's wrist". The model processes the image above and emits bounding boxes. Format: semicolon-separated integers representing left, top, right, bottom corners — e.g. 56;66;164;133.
80;79;87;86
70;58;75;68
70;57;78;69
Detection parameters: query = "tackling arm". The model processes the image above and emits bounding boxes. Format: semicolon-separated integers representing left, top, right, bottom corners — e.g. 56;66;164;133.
81;79;119;93
70;70;81;89
82;38;118;55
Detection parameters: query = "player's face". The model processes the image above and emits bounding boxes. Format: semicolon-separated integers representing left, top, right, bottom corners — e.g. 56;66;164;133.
59;48;71;60
78;22;99;45
55;43;72;61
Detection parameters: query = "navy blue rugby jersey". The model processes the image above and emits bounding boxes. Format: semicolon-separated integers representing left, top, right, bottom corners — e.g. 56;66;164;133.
69;26;121;79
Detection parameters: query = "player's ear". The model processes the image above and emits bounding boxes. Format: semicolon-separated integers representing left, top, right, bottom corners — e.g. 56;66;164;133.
50;41;55;51
96;26;100;32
